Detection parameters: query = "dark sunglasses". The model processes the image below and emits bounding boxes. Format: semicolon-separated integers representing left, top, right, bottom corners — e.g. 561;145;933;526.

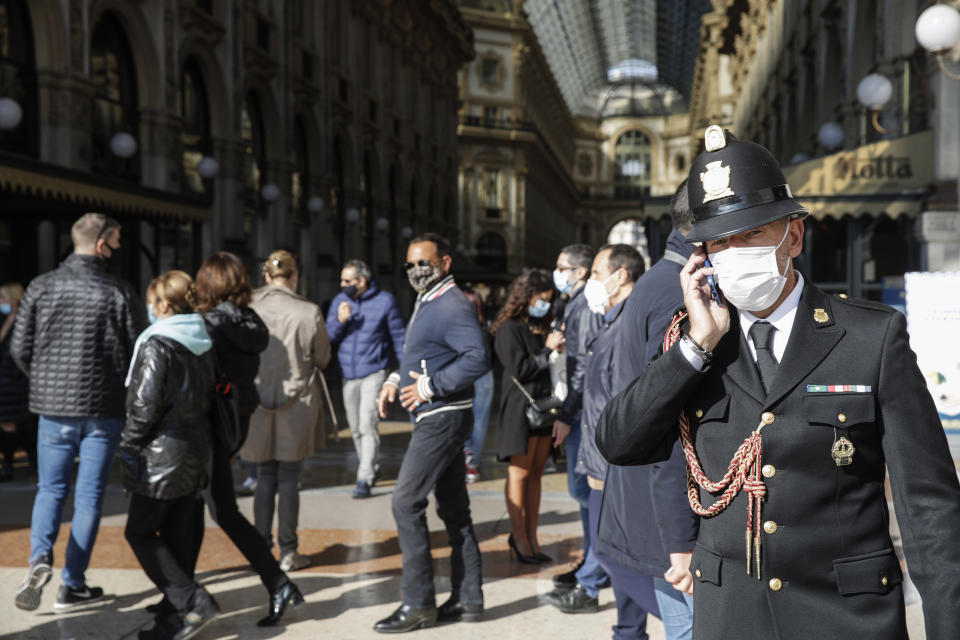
403;259;435;270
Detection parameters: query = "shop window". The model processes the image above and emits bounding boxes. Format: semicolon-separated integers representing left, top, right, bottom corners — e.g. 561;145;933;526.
180;58;211;194
0;0;37;156
90;11;140;181
481;58;498;85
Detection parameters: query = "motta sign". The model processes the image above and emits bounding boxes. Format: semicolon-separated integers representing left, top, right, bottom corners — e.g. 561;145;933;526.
833;155;914;181
784;130;932;198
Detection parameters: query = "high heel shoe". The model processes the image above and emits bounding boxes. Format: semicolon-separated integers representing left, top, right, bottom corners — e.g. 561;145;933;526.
533;551;553;563
508;534;541;565
257;581;304;627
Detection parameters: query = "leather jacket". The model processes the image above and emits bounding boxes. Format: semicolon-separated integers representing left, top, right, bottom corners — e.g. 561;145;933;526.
120;336;216;500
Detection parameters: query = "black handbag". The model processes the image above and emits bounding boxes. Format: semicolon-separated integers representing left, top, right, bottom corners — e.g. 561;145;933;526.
209;358;243;455
511;376;562;429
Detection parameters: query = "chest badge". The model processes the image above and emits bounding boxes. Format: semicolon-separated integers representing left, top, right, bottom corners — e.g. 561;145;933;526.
813;308;830;323
831;436;856;466
700;161;735;203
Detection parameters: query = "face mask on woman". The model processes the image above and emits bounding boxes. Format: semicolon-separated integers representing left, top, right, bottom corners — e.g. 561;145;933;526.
528;298;551;318
0;303;11;315
147;303;159;325
709;222;791;312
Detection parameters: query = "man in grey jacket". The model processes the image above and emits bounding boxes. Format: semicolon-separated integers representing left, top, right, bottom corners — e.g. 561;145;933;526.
12;213;145;612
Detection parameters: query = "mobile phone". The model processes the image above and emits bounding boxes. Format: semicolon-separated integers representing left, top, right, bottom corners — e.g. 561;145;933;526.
702;250;724;307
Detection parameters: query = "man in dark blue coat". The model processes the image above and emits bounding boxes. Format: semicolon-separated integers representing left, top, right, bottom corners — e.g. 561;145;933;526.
374;233;489;633
597;181;698;640
327;259;405;498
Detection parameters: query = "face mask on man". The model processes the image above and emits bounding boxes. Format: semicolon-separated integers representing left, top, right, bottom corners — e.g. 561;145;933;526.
583;272;618;314
407;263;444;294
528;298;551;318
342;284;359;299
553;268;574;295
709;222;791;312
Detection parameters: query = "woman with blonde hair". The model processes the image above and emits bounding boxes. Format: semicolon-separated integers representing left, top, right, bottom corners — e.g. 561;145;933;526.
242;250;331;572
121;270;219;640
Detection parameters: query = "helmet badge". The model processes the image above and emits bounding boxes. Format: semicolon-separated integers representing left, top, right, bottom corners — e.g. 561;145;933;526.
700;161;735;204
704;125;727;152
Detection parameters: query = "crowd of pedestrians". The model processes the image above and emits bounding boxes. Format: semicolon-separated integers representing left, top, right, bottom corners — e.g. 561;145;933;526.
7;126;960;640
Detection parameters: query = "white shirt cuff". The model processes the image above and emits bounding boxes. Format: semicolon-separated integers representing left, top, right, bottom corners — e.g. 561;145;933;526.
678;338;710;372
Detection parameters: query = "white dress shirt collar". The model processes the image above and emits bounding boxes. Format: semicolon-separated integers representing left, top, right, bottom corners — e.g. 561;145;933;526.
739;272;805;363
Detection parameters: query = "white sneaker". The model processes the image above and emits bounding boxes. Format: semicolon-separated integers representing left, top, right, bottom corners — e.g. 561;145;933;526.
280;551;311;572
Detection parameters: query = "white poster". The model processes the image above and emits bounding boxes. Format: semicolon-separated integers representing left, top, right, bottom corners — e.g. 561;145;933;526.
905;271;960;431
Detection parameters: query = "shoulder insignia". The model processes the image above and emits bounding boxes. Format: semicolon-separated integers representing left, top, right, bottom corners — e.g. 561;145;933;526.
813;308;829;323
832;294;895;313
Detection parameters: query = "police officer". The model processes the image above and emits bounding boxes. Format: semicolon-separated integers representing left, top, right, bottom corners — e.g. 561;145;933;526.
596;126;960;640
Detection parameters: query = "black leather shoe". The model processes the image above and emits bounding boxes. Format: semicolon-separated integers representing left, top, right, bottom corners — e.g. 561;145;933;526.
373;604;438;633
533;551;553;563
543;584;598;614
257;581;304;627
552;559;585;590
437;597;484;623
172;588;219;640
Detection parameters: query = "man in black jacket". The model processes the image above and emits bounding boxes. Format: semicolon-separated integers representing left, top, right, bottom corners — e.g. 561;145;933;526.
597;182;698;640
374;233;489;633
12;213;145;612
597;127;960;640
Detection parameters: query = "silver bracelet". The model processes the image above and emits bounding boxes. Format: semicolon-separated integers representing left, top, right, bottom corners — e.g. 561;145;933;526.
681;333;714;364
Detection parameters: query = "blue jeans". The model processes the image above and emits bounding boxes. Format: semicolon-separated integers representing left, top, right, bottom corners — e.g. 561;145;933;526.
564;416;591;551
466;370;495;458
30;416;123;587
653;577;694;640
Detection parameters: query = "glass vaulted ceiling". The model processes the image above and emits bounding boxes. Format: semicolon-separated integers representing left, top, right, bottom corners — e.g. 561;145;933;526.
524;0;711;119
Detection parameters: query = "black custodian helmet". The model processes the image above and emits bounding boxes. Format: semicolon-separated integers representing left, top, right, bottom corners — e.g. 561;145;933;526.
686;125;808;243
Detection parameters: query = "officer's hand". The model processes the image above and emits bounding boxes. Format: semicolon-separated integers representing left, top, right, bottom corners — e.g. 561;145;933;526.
664;551;694;596
681;247;730;352
337;301;352;324
552;420;571;447
378;384;397;419
400;371;429;410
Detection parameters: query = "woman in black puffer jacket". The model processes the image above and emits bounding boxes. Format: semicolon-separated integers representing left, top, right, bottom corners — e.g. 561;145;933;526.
192;252;302;628
122;270;220;640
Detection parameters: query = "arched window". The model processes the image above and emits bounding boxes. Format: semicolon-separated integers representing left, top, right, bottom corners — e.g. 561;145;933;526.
181;58;211;194
614;130;651;199
475;232;507;272
291;116;309;217
0;0;37;156
90;12;139;181
241;92;266;207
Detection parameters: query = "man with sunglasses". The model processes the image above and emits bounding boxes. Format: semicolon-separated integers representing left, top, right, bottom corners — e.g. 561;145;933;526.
375;233;489;633
12;212;145;613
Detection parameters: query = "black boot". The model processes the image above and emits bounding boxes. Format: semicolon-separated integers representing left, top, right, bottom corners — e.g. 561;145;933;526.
172;588;219;640
373;604;438;633
256;581;304;627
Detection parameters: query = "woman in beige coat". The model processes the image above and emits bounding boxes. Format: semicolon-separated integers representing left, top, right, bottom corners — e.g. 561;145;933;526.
242;250;331;571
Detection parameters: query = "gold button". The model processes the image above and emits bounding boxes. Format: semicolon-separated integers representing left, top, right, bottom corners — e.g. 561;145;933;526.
839;293;848;299
695;409;703;418
762;464;776;478
761;412;775;425
881;576;888;587
769;578;782;591
838;413;847;423
695;569;702;578
763;521;778;534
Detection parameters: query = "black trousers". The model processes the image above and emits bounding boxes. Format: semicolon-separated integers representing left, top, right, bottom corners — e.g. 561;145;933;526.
125;492;203;611
192;415;287;594
391;409;483;608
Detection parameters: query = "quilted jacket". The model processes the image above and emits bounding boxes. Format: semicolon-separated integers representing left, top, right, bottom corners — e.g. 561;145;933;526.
11;254;146;418
120;335;216;499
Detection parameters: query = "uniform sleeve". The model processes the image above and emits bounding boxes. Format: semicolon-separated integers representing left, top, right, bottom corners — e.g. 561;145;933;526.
313;308;332;370
877;311;960;639
495;321;550;383
9;281;38;375
428;301;489;397
648;441;699;552
386;295;406;362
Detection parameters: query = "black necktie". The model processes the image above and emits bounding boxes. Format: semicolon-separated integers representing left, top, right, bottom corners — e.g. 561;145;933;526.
749;321;778;393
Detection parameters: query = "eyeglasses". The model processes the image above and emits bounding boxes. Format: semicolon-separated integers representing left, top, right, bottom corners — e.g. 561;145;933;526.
403;260;435;270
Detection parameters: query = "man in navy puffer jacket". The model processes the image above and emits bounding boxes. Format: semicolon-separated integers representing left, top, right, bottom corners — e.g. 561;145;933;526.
326;259;405;499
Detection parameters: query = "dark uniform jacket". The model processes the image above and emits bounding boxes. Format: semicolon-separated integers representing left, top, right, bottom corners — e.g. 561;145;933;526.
494;317;551;460
597;230;698;576
120;336;216;500
11;254;145;418
597;282;960;640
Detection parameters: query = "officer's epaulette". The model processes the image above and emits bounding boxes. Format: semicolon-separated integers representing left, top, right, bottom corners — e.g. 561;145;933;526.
662;307;688;353
831;293;896;314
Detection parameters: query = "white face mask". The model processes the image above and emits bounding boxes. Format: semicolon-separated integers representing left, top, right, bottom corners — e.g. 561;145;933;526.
583;273;617;314
709;222;791;312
